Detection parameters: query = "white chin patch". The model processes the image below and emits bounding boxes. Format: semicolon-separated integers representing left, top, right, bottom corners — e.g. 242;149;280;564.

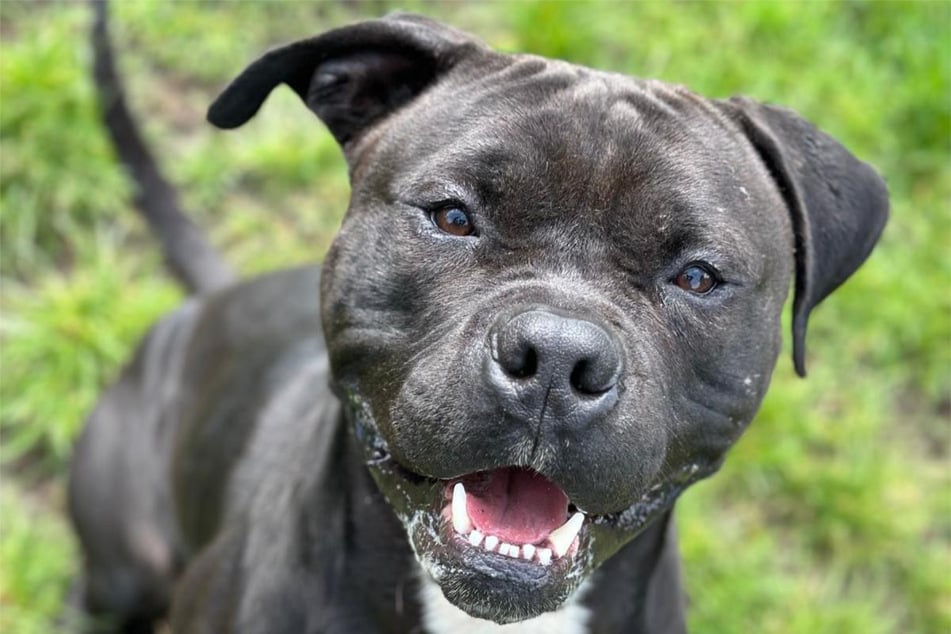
417;567;591;634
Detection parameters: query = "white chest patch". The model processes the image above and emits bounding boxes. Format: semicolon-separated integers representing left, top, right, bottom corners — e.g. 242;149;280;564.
418;573;591;634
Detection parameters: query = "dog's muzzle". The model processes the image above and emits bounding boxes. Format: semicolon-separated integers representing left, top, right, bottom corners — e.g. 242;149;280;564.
339;306;710;623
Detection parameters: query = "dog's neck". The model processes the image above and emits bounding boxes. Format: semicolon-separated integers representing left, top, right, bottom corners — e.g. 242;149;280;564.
339;419;686;633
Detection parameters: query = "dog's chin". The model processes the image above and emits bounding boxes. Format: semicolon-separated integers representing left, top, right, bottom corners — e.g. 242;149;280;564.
346;396;705;624
411;510;586;623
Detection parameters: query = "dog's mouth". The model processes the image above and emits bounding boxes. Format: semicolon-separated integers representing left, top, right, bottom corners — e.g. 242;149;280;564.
346;394;704;623
378;460;597;622
444;468;582;566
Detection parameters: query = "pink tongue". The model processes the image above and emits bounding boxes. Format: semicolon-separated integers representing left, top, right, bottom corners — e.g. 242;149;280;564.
462;468;569;545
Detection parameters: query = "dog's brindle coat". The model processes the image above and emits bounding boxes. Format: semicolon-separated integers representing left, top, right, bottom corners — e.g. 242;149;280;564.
69;14;888;634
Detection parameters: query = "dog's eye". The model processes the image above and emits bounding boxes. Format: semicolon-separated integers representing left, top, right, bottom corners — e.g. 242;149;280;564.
674;263;719;294
431;206;475;237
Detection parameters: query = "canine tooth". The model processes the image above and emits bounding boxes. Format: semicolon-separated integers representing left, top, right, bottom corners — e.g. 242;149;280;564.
548;512;585;558
451;483;472;534
484;535;499;552
537;548;552;566
521;544;536;560
468;530;484;547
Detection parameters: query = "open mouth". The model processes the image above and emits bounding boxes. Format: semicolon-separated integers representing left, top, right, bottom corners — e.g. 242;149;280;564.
347;395;707;621
445;468;584;567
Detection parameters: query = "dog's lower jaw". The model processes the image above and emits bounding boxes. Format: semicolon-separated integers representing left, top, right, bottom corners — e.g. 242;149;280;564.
416;509;686;633
413;524;591;624
418;569;593;634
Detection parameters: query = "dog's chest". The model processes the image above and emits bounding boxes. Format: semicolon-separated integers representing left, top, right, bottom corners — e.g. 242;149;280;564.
417;574;591;634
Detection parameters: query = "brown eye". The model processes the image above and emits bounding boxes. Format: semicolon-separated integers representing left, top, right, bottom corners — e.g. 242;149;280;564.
431;206;475;237
674;264;718;294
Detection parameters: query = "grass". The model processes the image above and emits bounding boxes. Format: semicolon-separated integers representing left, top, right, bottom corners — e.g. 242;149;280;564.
0;241;180;470
0;483;76;634
1;1;948;632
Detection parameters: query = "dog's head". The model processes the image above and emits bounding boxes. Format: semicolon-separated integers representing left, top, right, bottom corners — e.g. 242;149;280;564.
209;15;887;624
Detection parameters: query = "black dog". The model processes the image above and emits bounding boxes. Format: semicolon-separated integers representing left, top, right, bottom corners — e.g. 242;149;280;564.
69;10;887;634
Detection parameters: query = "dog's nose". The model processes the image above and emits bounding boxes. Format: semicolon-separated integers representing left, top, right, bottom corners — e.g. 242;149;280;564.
487;309;622;429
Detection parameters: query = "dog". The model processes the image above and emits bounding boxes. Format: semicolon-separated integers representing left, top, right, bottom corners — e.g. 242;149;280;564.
69;10;888;634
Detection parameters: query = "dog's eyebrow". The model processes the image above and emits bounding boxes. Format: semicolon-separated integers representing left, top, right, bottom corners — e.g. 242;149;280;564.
391;176;479;208
390;144;520;204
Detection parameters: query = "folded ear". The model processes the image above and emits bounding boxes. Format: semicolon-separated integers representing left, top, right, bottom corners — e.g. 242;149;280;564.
207;14;486;146
718;97;888;377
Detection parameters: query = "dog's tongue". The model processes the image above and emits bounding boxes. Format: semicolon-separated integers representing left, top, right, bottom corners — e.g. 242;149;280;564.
462;468;569;545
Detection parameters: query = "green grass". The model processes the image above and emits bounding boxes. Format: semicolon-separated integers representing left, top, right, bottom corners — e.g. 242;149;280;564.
0;241;180;471
1;1;948;632
0;483;76;634
0;4;132;275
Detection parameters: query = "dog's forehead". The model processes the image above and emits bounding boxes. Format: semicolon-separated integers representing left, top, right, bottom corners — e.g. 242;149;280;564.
373;55;778;255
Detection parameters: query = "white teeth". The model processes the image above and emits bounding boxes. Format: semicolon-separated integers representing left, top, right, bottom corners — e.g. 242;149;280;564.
548;512;585;558
451;483;472;534
537;548;552;566
449;489;585;565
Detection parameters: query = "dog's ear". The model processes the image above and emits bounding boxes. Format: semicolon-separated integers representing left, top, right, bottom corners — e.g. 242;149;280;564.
718;97;888;377
207;14;485;146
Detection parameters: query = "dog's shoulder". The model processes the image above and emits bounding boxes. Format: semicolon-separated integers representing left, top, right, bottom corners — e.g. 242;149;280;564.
188;263;323;350
172;264;336;547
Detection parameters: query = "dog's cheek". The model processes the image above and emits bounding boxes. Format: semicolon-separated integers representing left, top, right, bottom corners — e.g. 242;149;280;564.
385;320;510;476
658;292;785;472
321;210;492;448
320;214;427;361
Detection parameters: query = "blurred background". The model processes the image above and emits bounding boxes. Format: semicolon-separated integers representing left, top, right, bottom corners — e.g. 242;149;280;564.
0;1;948;632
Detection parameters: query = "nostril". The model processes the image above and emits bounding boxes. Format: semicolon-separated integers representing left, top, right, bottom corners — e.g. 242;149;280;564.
570;358;617;395
569;360;591;394
502;346;538;379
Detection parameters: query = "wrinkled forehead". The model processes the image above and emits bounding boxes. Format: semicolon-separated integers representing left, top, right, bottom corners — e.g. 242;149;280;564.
367;54;785;249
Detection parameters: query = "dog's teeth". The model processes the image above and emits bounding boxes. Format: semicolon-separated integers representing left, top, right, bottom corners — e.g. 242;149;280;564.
537;548;552;566
501;543;520;558
468;530;484;547
548;512;585;558
451;482;472;534
483;535;499;552
521;544;536;560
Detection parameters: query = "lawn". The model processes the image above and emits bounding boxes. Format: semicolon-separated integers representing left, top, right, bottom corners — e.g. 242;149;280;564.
1;1;948;632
